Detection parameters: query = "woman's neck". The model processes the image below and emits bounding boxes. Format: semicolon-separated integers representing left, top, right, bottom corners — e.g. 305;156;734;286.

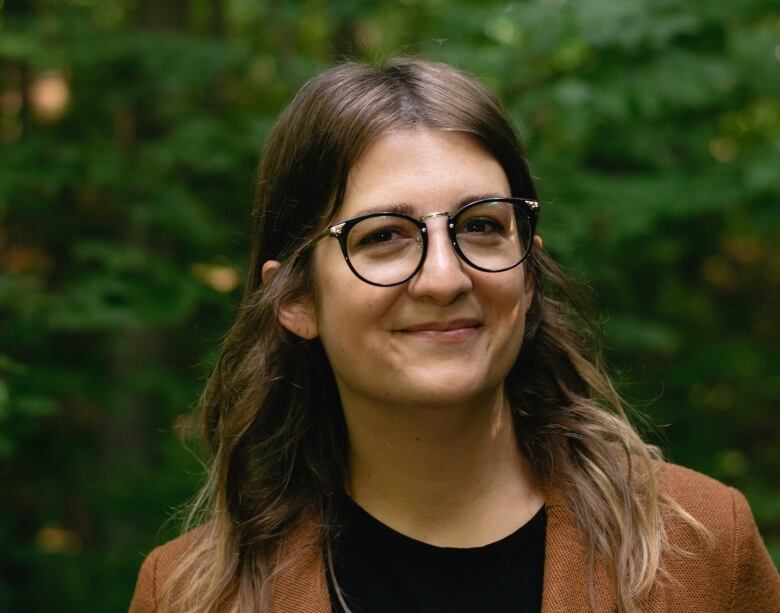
341;387;544;548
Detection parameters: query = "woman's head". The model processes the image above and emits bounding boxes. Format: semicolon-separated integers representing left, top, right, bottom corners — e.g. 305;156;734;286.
249;57;544;412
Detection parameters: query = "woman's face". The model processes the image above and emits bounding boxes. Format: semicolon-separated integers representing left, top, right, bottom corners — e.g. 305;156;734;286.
301;129;534;409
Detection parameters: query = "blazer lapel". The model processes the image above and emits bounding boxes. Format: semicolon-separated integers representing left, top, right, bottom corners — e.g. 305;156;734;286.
271;516;331;613
541;488;616;613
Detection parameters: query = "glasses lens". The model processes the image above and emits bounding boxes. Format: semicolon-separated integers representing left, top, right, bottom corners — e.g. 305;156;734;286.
454;200;532;271
346;214;423;285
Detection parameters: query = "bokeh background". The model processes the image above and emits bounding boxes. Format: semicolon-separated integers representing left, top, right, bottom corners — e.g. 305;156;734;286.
1;0;778;610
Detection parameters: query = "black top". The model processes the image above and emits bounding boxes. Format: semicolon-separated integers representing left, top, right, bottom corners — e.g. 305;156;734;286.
328;492;546;613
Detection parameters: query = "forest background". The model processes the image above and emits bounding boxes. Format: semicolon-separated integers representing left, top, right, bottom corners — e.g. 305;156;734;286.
1;0;778;610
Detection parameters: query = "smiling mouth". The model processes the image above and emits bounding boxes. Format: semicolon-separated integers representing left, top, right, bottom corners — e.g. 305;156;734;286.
396;319;482;339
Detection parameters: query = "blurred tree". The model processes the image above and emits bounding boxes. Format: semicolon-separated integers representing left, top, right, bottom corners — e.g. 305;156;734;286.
1;0;777;609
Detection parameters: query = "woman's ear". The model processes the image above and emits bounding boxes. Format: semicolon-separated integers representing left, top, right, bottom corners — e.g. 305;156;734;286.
261;260;319;340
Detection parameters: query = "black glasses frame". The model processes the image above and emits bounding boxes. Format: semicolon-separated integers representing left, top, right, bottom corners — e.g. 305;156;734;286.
308;197;540;287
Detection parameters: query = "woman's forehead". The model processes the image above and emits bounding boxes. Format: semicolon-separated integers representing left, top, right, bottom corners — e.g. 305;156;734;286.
337;129;510;220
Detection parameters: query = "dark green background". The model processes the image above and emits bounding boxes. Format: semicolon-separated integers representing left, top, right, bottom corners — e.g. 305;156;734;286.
1;1;778;610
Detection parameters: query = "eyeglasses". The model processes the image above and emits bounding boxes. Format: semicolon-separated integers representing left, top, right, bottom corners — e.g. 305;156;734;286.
306;197;540;287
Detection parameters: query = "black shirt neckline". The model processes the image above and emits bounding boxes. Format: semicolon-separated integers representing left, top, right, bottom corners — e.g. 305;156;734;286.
334;489;547;562
328;490;547;613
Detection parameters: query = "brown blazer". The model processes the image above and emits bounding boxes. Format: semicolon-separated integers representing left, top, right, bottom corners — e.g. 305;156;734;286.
129;462;780;612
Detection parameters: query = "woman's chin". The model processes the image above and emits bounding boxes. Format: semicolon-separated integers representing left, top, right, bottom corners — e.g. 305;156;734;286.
381;372;504;409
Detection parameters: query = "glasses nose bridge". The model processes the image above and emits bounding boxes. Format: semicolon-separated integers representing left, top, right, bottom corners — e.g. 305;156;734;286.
419;210;452;224
419;210;455;241
417;210;464;271
419;210;456;248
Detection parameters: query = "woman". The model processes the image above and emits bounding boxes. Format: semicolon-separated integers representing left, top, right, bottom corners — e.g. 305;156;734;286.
129;57;779;612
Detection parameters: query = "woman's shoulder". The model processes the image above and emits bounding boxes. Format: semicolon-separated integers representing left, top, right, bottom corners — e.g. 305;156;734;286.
652;460;780;610
654;460;757;550
655;460;740;518
129;526;208;613
654;460;775;538
128;518;325;613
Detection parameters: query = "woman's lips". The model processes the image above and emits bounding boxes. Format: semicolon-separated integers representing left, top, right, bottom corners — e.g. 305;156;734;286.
396;319;481;341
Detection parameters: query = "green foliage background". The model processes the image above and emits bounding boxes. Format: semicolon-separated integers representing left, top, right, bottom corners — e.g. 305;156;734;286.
1;0;778;609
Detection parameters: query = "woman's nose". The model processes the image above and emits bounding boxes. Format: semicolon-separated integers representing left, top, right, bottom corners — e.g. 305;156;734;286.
407;216;473;304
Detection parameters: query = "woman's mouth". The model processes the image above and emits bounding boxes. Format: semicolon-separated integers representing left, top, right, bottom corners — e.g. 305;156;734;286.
396;319;482;341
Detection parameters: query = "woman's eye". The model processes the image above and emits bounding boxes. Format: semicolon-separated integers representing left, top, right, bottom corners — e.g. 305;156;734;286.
463;217;502;233
360;228;399;245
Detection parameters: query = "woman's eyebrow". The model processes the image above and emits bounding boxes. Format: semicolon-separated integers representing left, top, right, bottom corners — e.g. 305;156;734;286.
352;193;506;218
352;202;417;217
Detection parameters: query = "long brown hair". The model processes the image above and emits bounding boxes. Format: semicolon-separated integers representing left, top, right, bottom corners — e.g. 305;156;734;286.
160;57;706;612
